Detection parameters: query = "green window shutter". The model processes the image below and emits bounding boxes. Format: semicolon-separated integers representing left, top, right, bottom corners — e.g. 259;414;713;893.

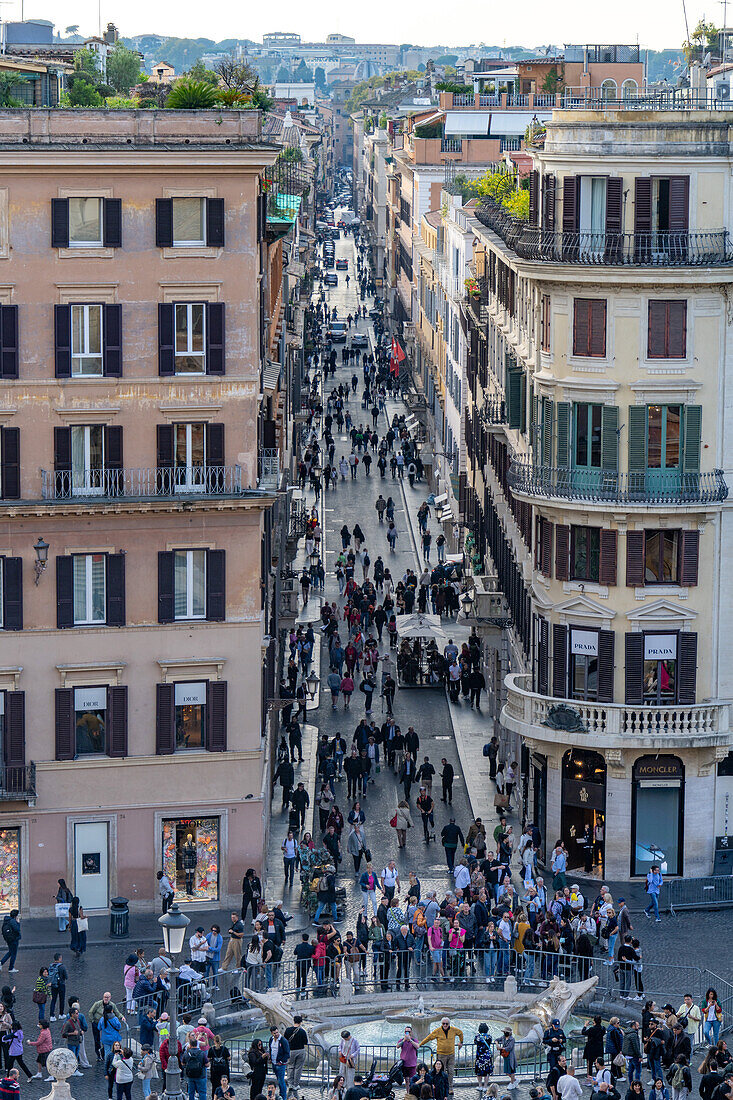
519;371;527;434
556;402;571;467
542;398;554;466
683;405;702;473
507;370;522;429
601;405;619;471
627;405;647;472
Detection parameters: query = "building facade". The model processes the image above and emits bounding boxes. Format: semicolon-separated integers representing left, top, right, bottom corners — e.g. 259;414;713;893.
462;109;733;879
0;108;279;915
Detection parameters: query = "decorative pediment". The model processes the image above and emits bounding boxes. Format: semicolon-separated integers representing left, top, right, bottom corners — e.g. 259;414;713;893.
531;583;554;611
554;594;617;623
625;598;697;626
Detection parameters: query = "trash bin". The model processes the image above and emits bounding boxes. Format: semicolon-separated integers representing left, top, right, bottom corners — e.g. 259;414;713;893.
109;896;129;938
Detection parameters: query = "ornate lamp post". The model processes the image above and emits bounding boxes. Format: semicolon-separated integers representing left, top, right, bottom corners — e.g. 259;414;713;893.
158;903;190;1100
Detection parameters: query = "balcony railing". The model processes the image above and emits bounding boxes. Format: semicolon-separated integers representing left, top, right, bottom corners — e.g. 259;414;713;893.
507;462;728;505
504;673;730;744
452;94;474;106
473;200;733;267
479;396;506;425
258;448;281;489
41;466;246;501
440;137;463;153
0;764;36;800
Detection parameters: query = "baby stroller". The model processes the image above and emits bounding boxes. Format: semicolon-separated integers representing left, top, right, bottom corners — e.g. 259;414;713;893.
364;1060;404;1100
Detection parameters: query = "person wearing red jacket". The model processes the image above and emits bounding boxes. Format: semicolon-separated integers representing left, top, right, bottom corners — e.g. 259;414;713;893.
159;1037;183;1072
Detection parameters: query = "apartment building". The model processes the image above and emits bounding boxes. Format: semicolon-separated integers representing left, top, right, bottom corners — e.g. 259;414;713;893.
0;108;280;915
461;108;733;879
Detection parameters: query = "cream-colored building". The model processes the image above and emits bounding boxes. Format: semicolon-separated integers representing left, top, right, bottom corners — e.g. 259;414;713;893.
0;108;280;915
463;109;733;879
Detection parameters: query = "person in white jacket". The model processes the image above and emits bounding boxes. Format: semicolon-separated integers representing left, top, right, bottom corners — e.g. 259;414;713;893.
558;1066;583;1100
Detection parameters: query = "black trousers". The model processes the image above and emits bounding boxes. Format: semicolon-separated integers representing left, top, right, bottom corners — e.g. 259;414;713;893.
442;779;453;803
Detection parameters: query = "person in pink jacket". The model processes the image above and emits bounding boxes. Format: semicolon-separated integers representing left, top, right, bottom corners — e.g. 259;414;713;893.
427;918;445;979
26;1020;52;1080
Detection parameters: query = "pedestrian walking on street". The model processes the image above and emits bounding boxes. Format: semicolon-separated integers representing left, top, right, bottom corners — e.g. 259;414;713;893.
644;866;664;922
393;799;413;849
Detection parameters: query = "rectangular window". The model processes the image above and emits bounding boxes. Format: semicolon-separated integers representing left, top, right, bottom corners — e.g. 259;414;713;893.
71;304;103;376
162;816;219;901
574;403;602;469
643;632;677;704
74;685;107;755
570;629;599;701
172;198;205;246
647;405;681;470
174;423;206;490
571;526;600;582
68;197;102;247
572;298;606;358
174;303;206;374
174;681;207;749
540;294;551;352
644;530;679;584
72;553;106;625
71;424;104;495
648;300;687;359
173;549;206;620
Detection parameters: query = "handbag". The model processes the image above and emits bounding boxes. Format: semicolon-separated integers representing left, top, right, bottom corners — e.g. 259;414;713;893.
55;903;70;918
363;848;372;862
390;814;397;828
76;917;89;932
32;991;47;1004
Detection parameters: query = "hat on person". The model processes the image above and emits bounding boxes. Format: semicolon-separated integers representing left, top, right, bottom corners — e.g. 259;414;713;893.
503;1026;513;1034
196;926;205;932
198;1017;208;1025
551;1018;560;1026
618;898;625;904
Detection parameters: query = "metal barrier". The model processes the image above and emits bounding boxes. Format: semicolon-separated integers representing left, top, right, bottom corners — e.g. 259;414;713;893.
668;875;733;915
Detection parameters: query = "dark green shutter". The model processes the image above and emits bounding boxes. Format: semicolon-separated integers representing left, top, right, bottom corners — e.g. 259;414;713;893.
507;369;522;430
542;398;554;466
683;405;702;473
556;402;571;467
627;406;647;472
601;405;619;471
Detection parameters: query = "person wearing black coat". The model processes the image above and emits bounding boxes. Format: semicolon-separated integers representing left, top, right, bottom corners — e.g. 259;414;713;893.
440;759;454;803
440;819;464;873
247;1039;268;1100
273;759;295;809
583;1017;606;1079
669;1026;692;1065
241;869;262;922
427;1061;449;1100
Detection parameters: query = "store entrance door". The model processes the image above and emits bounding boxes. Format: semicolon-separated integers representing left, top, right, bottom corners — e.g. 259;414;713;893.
74;822;109;910
561;750;606;875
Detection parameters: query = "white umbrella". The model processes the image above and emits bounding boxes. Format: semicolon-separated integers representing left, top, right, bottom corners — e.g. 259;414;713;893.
395;613;449;643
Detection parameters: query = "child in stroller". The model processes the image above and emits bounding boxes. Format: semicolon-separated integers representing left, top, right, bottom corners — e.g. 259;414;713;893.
363;1060;404;1100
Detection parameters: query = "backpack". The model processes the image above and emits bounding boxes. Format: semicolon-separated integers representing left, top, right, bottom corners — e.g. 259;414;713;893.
185;1048;206;1079
48;962;61;988
669;1066;685;1090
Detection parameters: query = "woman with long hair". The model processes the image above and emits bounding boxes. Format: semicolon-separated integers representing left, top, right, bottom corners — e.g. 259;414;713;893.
247;1038;267;1100
69;897;86;958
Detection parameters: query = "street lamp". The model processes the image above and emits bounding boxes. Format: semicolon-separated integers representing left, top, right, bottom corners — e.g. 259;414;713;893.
309;549;320;568
305;670;320;699
460;589;476;616
158;903;190;1100
33;537;49;585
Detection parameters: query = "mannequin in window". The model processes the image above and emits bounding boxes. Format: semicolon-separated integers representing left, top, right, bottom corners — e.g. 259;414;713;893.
182;833;197;895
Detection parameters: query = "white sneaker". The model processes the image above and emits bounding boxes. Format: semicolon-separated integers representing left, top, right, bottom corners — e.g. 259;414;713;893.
58;1013;67;1019
49;1016;56;1022
31;1073;42;1079
8;968;18;973
72;1071;83;1077
45;1077;54;1083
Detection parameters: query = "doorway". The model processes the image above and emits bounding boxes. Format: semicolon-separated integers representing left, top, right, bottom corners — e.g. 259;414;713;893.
561;750;606;875
74;821;109;910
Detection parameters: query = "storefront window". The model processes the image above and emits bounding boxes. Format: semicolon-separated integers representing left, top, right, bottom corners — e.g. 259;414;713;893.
632;755;683;877
643;634;677;704
570;629;599;701
0;829;20;912
162;817;219;902
75;686;107;756
174;682;206;750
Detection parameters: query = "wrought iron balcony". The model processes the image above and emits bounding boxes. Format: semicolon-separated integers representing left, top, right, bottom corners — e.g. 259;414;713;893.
41;466;248;501
258;448;281;490
473;199;733;267
0;764;36;801
507;462;728;505
479;396;506;426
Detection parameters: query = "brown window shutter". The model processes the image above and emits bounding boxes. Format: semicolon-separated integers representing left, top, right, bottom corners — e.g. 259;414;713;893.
626;531;645;586
529;170;539;225
648;300;687;359
597;629;615;703
107;686;128;757
562;175;578;233
207;680;228;751
678;632;697;704
605;177;622;235
541;518;553;577
668;177;690;233
589;300;607;357
599;529;618;586
155;683;175;755
555;525;570;581
541;294;551;351
679;530;699;586
552;623;567;698
573;298;590;356
55;687;74;761
647;300;667;358
667;301;687;357
543;174;556;230
537;617;549;695
624;633;644;704
634;177;652;234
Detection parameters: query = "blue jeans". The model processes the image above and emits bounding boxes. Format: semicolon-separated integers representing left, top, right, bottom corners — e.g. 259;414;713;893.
645;893;660;919
50;986;66;1017
58;915;69;932
704;1020;721;1045
37;1002;46;1023
274;1063;288;1100
627;1058;642;1082
203;958;219;984
649;1057;663;1084
142;1082;152;1099
0;943;17;969
607;933;618;961
187;1077;206;1100
67;1044;80;1061
483;948;497;977
315;901;337;922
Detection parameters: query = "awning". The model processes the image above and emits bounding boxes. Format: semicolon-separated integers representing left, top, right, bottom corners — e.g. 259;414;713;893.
396;613;448;642
288;260;305;278
445;111;491;136
262;360;281;394
489;109;552;136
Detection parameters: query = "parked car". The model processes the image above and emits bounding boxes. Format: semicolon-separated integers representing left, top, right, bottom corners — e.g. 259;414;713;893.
324;272;338;287
328;321;348;340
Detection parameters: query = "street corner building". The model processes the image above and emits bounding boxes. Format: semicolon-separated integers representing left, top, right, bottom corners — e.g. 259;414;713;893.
0;107;285;915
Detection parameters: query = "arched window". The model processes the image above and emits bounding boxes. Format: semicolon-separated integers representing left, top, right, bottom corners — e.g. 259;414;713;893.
600;78;617;100
622;78;638;98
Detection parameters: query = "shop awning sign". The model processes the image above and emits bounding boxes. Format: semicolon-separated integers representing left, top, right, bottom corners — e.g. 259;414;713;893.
571;629;598;656
644;634;677;661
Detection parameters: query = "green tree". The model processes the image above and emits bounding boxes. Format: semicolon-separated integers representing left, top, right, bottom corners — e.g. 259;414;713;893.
106;43;143;93
0;72;28;106
214;53;259;91
293;60;313;82
435;54;458;66
314;66;327;88
541;66;562;93
166;78;219;108
186;59;219;86
276;65;290;82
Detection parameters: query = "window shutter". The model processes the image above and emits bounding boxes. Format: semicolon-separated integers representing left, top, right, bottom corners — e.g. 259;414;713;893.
556;402;571;467
206;423;225;468
55;687;75;760
107;685;128;757
552;623;567;698
158;551;174;624
2;557;23;631
155;198;174;248
103;304;122;377
4;691;25;778
54;426;72;474
647;300;666;359
51;197;69;249
562;175;578;232
668;176;690;233
573;299;589;357
679;530;699;586
56;555;74;629
104;425;123;495
605;177;622;234
624;633;644;704
103;198;122;249
589;300;607;357
157;424;174;469
507;368;522;429
207;680;228;751
206;198;225;247
599;529;617;586
601;405;619;471
106;552;126;627
626;531;645;586
627;405;647;472
0;305;19;380
634;177;652;234
158;303;175;376
206;548;226;622
1;427;20;500
54;304;72;378
597;629;615;703
537;617;549;695
678;632;697;704
155;683;175;755
543;174;555;230
541;398;553;466
540;518;553;577
683;405;702;473
528;170;539;226
555;524;570;581
206;303;225;375
667;301;687;358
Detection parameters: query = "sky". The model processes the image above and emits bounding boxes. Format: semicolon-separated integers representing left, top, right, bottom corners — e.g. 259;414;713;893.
16;0;716;50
